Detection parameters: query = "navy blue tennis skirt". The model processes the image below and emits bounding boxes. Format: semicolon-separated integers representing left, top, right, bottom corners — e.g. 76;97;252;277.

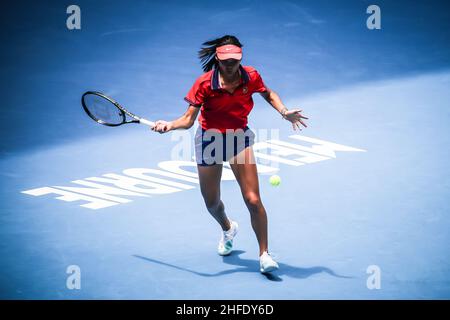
195;126;255;166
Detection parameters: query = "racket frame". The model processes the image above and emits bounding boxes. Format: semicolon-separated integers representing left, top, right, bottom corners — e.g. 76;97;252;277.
81;91;154;127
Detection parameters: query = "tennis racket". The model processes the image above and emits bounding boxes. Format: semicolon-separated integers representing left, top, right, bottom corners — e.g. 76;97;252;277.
81;91;155;127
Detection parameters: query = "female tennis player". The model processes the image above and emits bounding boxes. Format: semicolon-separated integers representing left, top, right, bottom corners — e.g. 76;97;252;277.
152;35;308;273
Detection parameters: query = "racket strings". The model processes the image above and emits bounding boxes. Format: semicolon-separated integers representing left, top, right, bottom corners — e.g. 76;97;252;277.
84;94;124;125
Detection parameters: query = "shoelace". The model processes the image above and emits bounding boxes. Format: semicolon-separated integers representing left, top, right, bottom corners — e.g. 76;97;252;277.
262;251;278;261
222;230;234;242
222;224;236;241
269;252;278;259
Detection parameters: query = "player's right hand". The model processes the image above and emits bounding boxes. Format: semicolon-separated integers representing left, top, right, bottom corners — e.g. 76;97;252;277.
151;120;173;134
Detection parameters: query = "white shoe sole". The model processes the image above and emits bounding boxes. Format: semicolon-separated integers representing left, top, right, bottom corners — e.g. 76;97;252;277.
260;264;279;274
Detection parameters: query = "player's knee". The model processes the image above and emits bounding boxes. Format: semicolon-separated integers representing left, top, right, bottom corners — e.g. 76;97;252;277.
244;193;262;210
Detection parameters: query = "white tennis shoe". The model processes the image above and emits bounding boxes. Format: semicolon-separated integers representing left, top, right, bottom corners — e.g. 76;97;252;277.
217;220;238;256
259;251;279;273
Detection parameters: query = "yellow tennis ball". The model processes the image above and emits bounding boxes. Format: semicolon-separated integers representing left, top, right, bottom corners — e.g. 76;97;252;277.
269;175;281;186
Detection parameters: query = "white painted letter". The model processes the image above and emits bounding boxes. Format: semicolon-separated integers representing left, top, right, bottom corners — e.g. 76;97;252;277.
85;174;182;194
21;187;119;209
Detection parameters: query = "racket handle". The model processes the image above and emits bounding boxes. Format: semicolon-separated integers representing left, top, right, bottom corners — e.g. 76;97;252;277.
139;118;155;127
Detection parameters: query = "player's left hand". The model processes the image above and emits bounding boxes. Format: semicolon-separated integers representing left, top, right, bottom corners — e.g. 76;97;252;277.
284;109;308;131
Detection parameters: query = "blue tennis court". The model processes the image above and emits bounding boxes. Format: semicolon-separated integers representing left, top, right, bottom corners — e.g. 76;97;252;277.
1;0;449;299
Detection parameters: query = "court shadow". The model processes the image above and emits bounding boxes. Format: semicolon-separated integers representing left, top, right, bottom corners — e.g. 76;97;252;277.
133;250;352;282
220;250;353;282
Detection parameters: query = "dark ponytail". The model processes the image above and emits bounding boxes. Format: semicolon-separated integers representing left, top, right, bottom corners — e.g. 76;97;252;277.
198;35;243;72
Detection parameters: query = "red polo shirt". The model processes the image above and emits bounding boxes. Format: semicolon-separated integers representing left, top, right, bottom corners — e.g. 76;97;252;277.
184;65;268;133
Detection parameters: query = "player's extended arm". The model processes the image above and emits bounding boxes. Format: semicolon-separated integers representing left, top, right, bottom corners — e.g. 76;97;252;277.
260;89;288;116
152;105;200;133
260;90;308;131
